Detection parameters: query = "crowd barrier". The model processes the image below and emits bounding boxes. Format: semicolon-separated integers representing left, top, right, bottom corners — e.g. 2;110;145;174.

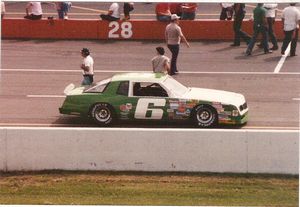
1;18;288;40
0;127;298;174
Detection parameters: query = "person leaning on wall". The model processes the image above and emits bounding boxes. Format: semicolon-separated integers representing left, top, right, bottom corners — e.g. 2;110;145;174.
100;2;120;21
181;3;197;20
24;1;43;20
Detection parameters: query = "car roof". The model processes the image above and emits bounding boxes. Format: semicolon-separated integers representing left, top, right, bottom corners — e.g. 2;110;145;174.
111;72;168;83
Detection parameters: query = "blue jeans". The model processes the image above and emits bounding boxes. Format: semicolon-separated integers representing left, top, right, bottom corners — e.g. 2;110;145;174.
167;44;180;74
246;25;269;54
281;29;299;56
82;75;93;85
156;15;171;22
181;12;195;20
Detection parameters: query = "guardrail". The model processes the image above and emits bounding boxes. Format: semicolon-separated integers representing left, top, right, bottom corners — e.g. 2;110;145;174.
1;19;288;40
0;127;298;174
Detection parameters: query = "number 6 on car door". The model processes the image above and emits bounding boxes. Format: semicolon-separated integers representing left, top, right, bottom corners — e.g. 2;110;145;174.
134;98;166;119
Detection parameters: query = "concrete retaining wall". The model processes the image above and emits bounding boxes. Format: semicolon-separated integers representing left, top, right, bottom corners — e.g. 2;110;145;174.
1;19;289;40
0;127;298;174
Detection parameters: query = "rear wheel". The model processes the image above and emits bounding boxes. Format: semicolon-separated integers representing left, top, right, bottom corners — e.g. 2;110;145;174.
193;105;217;127
90;103;114;126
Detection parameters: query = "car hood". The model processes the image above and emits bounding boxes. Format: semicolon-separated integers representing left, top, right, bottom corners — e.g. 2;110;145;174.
183;87;246;107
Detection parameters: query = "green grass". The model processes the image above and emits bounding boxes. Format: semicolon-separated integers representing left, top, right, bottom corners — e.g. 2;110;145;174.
0;171;298;206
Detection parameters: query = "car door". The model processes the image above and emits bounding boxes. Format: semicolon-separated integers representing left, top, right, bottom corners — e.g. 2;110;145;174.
131;82;169;120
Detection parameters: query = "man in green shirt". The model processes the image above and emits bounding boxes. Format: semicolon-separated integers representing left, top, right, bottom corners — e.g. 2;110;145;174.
246;3;272;55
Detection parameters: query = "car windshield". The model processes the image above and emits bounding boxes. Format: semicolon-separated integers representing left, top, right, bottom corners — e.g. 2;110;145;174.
84;78;111;93
162;76;189;97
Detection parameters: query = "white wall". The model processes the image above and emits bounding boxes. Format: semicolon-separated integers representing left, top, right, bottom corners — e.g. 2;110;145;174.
0;127;298;174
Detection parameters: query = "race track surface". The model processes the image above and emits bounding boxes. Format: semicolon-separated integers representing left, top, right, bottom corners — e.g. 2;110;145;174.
1;39;299;129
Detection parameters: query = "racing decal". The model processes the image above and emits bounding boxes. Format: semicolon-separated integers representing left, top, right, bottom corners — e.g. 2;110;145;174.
119;103;133;119
212;102;224;112
168;99;197;120
120;103;132;112
134;98;166;119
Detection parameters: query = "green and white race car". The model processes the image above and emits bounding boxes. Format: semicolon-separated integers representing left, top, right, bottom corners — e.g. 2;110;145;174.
59;73;248;127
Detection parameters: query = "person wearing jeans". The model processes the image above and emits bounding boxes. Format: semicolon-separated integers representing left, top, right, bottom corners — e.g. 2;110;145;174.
231;3;251;46
165;14;190;75
246;4;271;56
281;3;300;56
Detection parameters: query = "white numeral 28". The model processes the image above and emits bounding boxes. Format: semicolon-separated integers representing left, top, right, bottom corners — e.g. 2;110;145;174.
108;22;133;39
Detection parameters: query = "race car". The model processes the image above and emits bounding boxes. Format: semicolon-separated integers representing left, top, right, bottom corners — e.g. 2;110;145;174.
59;73;248;127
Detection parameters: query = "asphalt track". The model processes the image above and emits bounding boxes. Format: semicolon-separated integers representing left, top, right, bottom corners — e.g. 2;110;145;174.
1;39;299;129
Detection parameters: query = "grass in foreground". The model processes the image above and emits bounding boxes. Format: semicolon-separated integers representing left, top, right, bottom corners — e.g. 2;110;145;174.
0;171;298;206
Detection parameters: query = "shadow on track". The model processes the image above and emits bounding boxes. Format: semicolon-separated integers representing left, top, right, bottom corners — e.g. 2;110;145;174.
53;115;245;129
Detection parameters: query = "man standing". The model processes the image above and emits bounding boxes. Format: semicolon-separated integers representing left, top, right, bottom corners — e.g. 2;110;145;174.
165;14;190;75
246;3;271;56
81;48;94;85
281;3;300;57
231;3;251;46
258;4;278;50
100;2;120;21
151;47;170;74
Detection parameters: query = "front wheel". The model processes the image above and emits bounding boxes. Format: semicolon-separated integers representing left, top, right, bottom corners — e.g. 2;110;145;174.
90;103;114;126
193;105;218;128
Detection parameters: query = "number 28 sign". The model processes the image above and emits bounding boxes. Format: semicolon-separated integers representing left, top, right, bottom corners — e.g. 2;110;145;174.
108;21;133;39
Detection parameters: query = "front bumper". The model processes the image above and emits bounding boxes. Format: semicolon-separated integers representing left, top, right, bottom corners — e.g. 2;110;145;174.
219;111;248;125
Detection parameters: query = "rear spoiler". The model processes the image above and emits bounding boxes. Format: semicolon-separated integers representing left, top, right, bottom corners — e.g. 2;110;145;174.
63;83;75;95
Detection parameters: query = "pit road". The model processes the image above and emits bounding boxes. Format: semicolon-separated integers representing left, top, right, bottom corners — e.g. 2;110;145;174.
1;39;299;129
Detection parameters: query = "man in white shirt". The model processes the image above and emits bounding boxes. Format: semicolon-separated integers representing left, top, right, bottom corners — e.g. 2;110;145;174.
81;48;94;85
24;2;43;20
100;3;120;21
281;3;300;56
151;47;170;74
165;14;190;75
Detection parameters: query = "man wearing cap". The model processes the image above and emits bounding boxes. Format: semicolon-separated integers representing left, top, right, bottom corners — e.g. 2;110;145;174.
281;3;300;57
151;47;170;74
81;48;94;85
165;14;190;75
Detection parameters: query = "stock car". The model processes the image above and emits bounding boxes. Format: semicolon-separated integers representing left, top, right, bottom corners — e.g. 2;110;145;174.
59;73;248;127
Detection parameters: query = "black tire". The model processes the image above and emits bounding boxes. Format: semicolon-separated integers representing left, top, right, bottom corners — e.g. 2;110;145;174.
193;105;218;128
90;103;114;126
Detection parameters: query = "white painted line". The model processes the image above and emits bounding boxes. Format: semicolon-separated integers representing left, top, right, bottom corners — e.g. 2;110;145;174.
274;43;290;74
293;98;300;101
27;95;66;98
2;68;300;75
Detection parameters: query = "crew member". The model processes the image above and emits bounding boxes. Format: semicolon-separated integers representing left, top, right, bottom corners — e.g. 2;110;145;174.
80;48;94;85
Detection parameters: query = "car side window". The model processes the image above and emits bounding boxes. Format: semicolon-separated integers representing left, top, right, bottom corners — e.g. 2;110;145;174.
133;82;168;97
117;81;129;96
